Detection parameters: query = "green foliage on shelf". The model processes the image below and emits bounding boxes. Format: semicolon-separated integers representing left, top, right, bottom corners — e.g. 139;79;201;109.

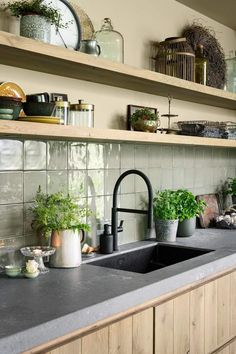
130;108;159;123
3;0;69;28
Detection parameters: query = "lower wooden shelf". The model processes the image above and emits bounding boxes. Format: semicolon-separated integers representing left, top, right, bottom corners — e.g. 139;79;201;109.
0;120;235;148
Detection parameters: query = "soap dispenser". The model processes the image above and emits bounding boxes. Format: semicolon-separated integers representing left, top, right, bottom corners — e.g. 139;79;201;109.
100;224;113;254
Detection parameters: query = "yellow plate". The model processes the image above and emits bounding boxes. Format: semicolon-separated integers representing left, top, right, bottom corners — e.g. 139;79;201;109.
18;116;61;124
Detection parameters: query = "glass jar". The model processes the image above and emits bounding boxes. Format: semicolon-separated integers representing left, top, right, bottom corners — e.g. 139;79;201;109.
52;100;70;125
69;100;94;128
94;18;124;63
225;51;236;93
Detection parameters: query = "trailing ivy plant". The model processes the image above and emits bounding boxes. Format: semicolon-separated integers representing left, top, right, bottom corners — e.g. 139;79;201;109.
153;190;180;220
176;189;206;221
31;188;91;236
3;0;69;28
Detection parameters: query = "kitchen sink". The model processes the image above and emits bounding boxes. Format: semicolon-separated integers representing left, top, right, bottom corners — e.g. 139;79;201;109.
89;244;213;274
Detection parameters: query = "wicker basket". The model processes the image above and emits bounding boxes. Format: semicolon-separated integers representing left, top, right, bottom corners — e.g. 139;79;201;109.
155;37;195;82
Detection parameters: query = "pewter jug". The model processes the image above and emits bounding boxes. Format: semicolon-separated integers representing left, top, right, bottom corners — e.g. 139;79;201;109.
79;40;101;56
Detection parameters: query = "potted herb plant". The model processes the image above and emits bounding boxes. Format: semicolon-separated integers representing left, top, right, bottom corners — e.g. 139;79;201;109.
3;0;68;43
226;177;236;204
130;108;160;133
176;189;206;237
31;189;91;268
153;189;180;242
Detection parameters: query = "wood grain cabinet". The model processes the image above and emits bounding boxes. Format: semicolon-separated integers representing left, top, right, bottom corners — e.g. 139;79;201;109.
45;271;236;354
47;308;153;354
155;271;236;354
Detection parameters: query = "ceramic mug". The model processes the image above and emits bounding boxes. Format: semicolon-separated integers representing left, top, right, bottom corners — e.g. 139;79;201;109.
79;40;101;57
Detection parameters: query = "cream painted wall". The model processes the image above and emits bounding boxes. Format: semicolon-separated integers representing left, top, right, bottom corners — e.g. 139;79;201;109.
0;0;235;129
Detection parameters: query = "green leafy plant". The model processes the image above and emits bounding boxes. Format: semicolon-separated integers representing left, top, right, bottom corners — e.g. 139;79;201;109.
176;189;206;221
3;0;68;28
226;177;236;196
153;190;180;220
31;188;91;236
130;108;159;123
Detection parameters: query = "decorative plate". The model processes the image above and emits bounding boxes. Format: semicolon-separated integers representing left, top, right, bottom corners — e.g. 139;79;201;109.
18;116;61;124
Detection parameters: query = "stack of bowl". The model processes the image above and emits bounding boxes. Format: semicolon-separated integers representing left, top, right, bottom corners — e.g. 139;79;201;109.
0;81;26;120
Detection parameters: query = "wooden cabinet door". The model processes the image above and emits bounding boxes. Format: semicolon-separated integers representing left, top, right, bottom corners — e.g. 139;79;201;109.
47;338;82;354
155;292;191;354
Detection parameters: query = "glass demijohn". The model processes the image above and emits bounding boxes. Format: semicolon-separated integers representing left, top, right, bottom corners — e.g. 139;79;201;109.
95;18;124;63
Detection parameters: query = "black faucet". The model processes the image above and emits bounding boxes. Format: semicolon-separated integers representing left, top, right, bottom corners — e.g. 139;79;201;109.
111;169;153;251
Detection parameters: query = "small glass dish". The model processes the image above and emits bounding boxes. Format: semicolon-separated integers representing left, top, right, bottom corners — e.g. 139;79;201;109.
5;265;21;277
20;246;55;274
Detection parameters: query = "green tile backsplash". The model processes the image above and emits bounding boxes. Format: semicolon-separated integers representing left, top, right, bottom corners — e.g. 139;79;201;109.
0;138;236;266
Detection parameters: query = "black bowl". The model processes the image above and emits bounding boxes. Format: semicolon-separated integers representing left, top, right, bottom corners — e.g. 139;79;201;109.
23;102;55;116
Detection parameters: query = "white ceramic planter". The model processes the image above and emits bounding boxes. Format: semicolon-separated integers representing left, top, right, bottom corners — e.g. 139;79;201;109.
49;229;84;268
20;15;51;43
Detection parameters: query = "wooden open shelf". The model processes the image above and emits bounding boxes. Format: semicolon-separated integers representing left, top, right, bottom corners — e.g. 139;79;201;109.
0;120;236;148
0;31;236;110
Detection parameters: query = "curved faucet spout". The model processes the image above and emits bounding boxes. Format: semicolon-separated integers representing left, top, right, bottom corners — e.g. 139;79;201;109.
112;169;153;251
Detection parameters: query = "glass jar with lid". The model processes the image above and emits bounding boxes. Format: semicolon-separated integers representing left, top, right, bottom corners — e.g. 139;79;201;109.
69;100;94;128
52;99;70;125
94;18;124;63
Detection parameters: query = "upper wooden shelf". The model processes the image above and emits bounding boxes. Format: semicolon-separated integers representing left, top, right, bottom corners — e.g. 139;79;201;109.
0;31;236;110
0;120;235;148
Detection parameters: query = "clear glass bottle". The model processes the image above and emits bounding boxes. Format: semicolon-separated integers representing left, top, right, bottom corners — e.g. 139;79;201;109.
195;44;208;85
94;18;124;63
225;51;236;93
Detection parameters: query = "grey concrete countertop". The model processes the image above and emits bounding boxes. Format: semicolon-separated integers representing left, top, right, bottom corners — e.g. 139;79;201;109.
1;228;236;354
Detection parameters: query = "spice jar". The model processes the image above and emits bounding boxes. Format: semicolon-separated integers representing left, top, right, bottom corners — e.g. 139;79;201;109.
52;99;70;125
69;99;94;127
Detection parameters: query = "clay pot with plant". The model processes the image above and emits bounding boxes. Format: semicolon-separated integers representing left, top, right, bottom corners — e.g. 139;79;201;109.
3;0;69;43
153;190;180;242
31;188;91;268
176;189;206;237
130;108;160;133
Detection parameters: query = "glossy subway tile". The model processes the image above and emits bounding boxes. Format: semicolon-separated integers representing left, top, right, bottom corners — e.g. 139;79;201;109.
24;140;46;170
68;142;87;170
0;139;23;170
23;171;46;203
0;171;23;204
47;141;68;170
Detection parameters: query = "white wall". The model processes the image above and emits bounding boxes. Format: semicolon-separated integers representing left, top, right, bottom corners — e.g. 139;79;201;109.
0;0;235;129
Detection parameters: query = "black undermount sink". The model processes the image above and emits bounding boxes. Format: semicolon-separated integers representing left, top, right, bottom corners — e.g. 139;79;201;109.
90;244;213;274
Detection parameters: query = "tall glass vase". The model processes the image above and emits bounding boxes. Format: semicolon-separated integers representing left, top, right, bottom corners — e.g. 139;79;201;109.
95;18;124;63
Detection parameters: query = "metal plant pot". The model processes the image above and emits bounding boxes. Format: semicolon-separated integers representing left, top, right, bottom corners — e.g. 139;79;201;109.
49;229;85;268
155;219;178;242
20;15;51;43
177;217;196;237
131;119;159;133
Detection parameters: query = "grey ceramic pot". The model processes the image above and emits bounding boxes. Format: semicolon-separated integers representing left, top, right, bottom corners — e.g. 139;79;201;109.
20;15;51;43
155;219;178;242
177;217;196;237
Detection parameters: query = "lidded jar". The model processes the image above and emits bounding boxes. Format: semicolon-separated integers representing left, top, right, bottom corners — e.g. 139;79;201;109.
94;18;124;63
69;100;94;128
52;99;70;125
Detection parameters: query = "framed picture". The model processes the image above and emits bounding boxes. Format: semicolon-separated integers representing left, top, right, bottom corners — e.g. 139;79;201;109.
127;104;158;130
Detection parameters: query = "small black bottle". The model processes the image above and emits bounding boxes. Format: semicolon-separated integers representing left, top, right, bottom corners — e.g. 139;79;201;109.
100;224;113;254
